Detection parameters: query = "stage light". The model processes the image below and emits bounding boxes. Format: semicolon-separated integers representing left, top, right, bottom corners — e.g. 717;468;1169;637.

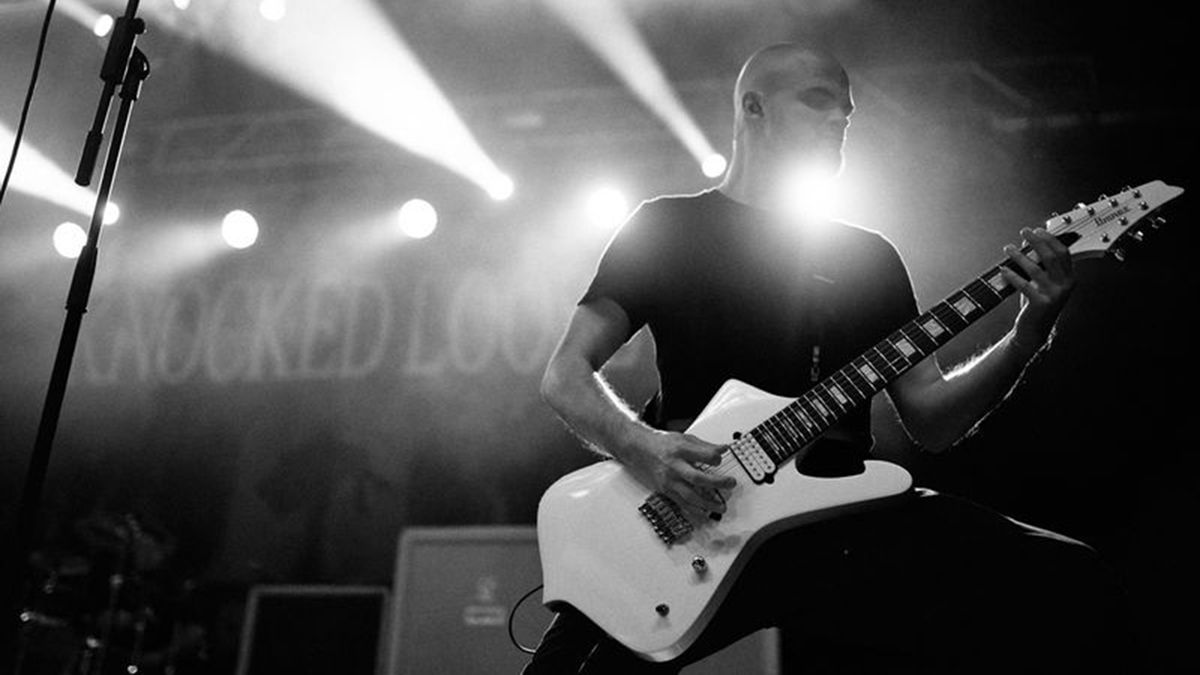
586;186;629;230
103;202;121;226
173;0;192;10
397;199;438;239
44;1;109;38
259;0;287;23
93;14;114;38
141;0;509;200
542;0;721;172
487;174;515;202
778;163;842;224
53;222;87;259
702;153;727;178
221;210;259;249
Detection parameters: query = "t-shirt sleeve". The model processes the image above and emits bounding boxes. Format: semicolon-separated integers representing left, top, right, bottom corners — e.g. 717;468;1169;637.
578;201;660;336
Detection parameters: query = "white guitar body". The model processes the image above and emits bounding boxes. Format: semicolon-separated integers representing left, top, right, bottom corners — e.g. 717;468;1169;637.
536;379;913;662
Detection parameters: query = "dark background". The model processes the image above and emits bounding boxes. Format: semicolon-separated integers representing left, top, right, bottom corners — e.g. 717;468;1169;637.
2;1;1195;671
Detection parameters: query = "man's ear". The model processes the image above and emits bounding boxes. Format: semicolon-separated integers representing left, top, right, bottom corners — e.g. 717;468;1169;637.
742;91;764;117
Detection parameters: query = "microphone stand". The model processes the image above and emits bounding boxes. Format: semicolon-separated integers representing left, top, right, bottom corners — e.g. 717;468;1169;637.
2;2;149;668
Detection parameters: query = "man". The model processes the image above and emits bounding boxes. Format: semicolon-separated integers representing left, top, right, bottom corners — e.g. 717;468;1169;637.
524;43;1130;674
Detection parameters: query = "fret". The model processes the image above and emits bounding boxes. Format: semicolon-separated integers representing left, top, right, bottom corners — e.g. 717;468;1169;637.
853;358;884;387
791;405;819;435
867;345;904;378
965;277;1003;305
813;385;847;415
786;407;818;445
769;414;801;450
757;419;782;453
947;292;980;320
834;368;870;401
801;393;832;424
825;381;852;408
768;432;794;465
917;314;950;345
900;323;937;355
749;427;787;464
764;405;816;457
931;303;969;332
966;283;1007;316
795;398;829;436
888;334;919;363
763;422;792;466
872;340;901;369
983;267;1009;295
776;411;805;444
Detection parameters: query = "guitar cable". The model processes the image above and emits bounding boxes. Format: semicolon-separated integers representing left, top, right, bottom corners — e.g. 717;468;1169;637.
508;583;545;655
0;0;59;214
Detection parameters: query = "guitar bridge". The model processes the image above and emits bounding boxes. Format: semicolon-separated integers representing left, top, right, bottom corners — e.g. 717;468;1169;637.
638;492;693;545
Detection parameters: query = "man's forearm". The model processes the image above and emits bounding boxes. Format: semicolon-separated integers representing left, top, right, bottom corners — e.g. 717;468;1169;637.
540;355;654;463
902;328;1047;452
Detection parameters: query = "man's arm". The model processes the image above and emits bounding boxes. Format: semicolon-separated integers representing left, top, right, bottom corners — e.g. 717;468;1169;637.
540;297;736;513
887;227;1075;453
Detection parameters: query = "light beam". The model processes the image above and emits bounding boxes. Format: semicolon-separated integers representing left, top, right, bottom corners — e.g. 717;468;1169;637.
541;0;721;178
130;0;511;199
1;122;110;218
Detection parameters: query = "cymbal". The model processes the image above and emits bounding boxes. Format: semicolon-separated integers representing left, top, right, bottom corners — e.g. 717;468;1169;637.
75;513;136;549
73;512;174;570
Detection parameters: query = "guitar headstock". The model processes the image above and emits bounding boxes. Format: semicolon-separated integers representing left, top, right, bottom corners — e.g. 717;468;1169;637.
1045;180;1184;261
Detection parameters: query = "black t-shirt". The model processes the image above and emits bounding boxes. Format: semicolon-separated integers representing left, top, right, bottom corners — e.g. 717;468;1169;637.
581;189;918;448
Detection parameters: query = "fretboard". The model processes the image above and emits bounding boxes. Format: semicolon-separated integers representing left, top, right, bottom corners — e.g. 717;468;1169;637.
746;252;1034;468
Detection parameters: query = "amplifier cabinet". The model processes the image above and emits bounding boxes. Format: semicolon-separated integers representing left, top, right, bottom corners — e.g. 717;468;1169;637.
386;526;777;674
236;584;389;675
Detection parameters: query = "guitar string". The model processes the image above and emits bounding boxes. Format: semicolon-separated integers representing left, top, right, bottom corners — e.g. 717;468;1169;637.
691;192;1151;488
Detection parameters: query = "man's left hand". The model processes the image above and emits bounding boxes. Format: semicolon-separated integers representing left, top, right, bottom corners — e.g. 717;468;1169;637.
999;227;1076;351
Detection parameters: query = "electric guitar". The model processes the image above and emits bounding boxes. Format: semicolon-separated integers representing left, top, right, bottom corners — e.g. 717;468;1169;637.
535;180;1185;662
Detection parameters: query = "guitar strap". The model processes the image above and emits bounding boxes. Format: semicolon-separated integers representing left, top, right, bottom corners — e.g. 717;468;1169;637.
808;273;834;384
799;241;872;477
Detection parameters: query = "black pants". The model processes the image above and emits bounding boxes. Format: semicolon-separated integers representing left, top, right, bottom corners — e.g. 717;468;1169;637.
521;489;1133;674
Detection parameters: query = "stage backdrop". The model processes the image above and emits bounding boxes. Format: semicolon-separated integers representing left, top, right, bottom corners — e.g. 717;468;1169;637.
0;193;672;586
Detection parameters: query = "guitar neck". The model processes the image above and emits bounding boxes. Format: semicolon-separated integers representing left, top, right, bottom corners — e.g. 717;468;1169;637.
726;180;1183;481
746;245;1044;466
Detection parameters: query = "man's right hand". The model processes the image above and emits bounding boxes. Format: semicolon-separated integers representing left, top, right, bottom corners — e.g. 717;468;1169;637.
539;299;737;515
624;430;737;515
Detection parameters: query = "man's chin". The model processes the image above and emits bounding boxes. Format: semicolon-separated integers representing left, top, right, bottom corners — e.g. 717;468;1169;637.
816;146;846;176
804;154;844;179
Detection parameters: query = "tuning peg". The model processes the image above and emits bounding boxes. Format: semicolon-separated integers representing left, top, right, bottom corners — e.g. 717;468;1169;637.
1131;230;1145;242
1111;248;1127;262
1150;217;1165;229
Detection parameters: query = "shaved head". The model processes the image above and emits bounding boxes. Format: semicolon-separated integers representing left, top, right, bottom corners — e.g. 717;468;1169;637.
720;42;854;210
734;43;849;110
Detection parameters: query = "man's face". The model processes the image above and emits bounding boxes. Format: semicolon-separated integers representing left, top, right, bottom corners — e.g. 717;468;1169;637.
759;57;854;175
